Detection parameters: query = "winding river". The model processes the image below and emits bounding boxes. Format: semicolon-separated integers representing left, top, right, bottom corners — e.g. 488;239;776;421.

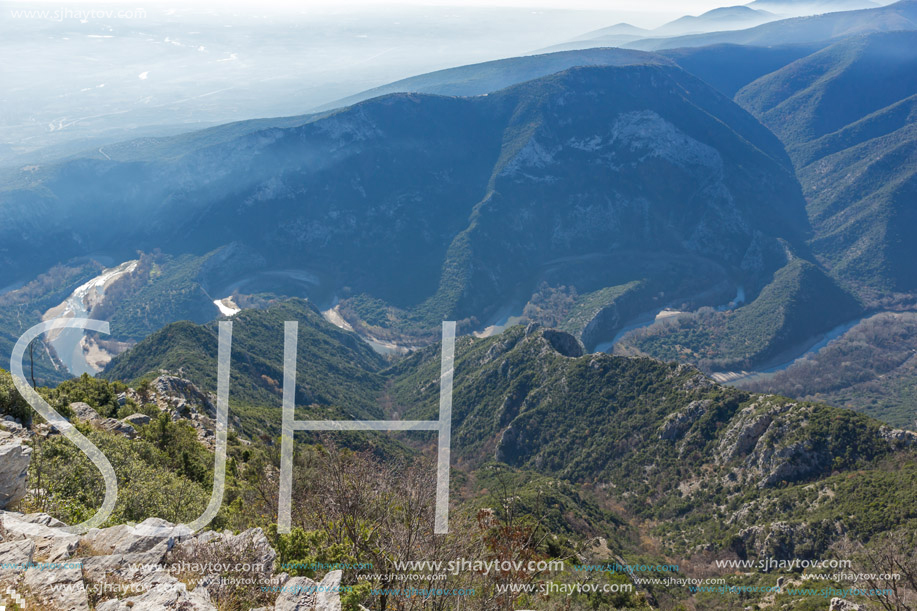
587;284;877;384
593;285;746;354
44;260;138;376
710;315;872;385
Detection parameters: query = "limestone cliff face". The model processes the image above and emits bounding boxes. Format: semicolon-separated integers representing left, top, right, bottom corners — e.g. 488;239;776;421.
0;424;31;510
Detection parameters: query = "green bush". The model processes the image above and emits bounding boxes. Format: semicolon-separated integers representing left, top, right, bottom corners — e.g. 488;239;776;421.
47;373;126;418
25;424;210;526
0;368;31;424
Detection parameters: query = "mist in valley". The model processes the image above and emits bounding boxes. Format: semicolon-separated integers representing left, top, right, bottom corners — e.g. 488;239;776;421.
1;2;681;166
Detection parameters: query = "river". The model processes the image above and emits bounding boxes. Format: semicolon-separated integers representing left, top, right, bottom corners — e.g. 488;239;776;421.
593;285;746;354
710;315;872;385
44;260;138;376
587;283;873;384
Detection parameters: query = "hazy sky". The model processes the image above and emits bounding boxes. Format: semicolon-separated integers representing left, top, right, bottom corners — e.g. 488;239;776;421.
11;0;741;14
1;0;749;162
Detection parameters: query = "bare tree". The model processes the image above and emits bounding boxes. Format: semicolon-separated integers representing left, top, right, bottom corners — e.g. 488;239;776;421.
28;340;36;388
835;531;917;611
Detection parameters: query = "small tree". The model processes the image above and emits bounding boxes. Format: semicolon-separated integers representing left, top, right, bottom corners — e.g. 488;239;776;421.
835;531;917;611
0;368;31;424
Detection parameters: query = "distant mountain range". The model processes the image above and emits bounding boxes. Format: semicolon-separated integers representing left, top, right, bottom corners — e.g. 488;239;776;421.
747;0;881;16
542;5;781;52
579;6;777;39
624;0;917;50
655;6;778;35
550;0;916;52
3;1;917;429
316;47;671;111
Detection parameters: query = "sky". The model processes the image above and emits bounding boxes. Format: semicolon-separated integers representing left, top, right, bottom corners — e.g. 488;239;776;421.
7;0;741;14
0;0;752;163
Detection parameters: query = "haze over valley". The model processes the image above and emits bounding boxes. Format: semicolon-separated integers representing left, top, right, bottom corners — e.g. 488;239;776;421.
2;2;917;610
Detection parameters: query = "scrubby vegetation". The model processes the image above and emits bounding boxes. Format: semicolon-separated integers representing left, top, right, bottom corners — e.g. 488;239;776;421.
741;312;917;428
619;260;862;372
0;368;32;424
6;307;916;609
104;299;389;436
99;250;226;341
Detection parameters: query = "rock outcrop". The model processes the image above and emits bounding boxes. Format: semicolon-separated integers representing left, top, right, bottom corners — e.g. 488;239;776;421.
541;329;584;358
0;511;344;611
0;430;32;509
713;401;837;488
659;400;711;441
737;520;845;561
69;402;137;439
0;539;35;584
149;375;217;419
879;426;917;448
69;402;101;423
716;403;773;462
119;375;236;448
1;511;79;560
123;413;152;427
275;570;343;611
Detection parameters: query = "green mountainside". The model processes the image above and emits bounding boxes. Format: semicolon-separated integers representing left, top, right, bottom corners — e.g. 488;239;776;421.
618;259;863;372
394;323;916;557
98;302;917;568
0;64;810;349
736;31;917;295
103;299;387;433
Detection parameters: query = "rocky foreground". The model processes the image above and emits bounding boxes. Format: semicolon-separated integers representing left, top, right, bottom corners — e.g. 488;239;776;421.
0;509;343;610
0;374;345;610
